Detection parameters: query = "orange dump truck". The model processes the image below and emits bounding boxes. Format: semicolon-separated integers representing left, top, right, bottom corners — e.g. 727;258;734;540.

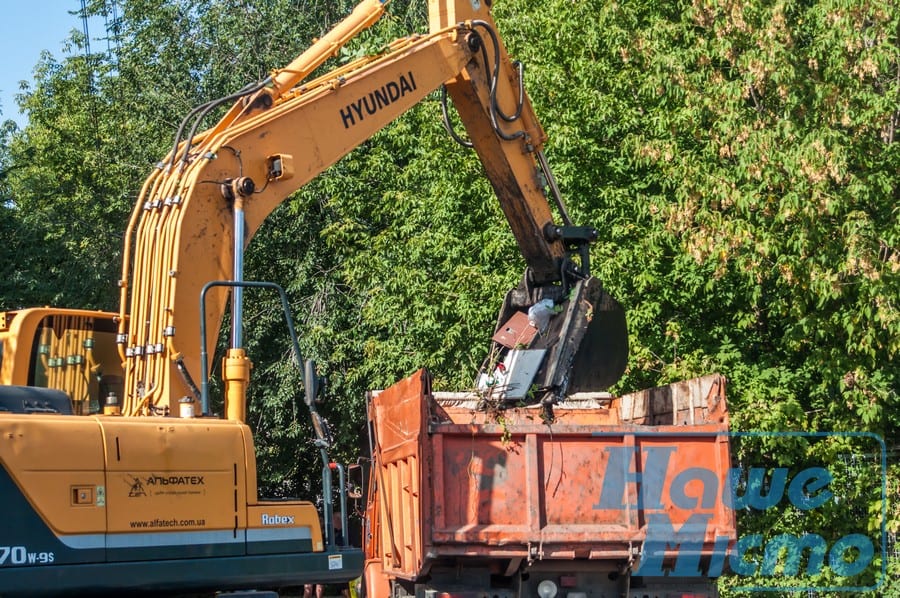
363;370;736;598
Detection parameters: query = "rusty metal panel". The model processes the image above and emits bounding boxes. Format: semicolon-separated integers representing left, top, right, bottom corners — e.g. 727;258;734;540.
618;374;728;426
368;371;736;577
539;434;637;530
429;427;643;551
370;369;429;579
435;434;529;530
491;311;538;349
633;432;734;538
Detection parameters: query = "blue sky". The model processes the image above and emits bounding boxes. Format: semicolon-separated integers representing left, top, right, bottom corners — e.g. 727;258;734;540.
0;2;85;126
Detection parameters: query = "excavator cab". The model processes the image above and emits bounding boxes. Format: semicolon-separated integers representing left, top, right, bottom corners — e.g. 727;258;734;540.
0;308;123;414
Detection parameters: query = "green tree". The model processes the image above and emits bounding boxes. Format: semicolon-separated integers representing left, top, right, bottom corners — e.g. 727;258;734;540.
497;0;897;591
1;0;896;590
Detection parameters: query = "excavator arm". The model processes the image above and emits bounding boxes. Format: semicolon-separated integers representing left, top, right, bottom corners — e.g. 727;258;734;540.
118;0;627;417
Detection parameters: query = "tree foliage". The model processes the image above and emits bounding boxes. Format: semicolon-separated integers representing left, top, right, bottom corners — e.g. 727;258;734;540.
0;0;896;591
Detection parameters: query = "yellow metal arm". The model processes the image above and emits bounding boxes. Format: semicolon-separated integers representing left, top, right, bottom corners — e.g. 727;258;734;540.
119;0;570;417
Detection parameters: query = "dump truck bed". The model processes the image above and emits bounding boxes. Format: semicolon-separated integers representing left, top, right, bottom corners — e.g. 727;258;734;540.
366;370;735;582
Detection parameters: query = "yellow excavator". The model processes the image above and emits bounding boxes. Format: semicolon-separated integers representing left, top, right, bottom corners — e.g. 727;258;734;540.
0;0;628;594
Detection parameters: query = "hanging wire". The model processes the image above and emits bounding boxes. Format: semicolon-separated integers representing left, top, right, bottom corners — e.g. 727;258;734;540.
80;0;101;152
80;0;93;92
105;0;122;67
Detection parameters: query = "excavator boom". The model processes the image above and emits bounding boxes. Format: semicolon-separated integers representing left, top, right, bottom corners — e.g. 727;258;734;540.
117;0;625;417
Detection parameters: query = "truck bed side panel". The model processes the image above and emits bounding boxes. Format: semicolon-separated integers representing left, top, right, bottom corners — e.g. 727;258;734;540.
369;370;736;580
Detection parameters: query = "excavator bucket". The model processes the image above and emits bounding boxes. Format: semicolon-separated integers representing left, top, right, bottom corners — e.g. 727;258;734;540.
487;276;629;402
530;276;629;396
566;285;629;393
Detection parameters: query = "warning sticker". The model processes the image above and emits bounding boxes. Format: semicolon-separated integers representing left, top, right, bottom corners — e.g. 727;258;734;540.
328;554;343;570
